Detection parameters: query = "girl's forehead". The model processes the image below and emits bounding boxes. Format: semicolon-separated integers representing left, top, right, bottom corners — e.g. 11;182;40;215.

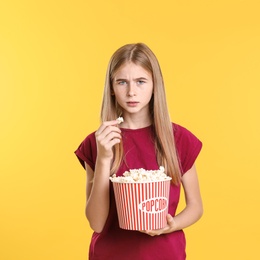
113;62;151;77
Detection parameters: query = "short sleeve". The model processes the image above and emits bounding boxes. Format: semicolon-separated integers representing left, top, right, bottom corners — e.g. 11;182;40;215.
173;123;203;174
74;132;97;171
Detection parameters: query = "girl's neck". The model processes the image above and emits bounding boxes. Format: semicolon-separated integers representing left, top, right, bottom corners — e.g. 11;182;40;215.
120;113;152;129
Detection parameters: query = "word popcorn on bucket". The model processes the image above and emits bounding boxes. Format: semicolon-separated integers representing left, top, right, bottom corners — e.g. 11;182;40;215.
139;196;168;213
110;167;172;230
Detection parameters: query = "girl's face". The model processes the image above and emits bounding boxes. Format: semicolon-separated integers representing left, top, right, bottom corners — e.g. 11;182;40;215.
112;62;153;118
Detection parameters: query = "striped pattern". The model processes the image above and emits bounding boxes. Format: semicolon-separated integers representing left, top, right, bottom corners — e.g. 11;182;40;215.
113;180;171;230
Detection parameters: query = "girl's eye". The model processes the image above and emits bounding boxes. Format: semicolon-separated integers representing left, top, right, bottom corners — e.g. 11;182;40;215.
137;80;145;85
118;81;127;85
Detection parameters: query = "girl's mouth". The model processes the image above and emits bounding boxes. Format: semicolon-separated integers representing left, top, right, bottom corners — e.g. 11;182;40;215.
127;101;139;107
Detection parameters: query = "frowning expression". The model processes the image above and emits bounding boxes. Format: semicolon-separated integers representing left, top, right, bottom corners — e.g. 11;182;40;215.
112;62;153;117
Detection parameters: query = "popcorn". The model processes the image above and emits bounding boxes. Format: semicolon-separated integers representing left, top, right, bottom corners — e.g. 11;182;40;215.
116;116;124;124
110;166;171;183
111;166;172;230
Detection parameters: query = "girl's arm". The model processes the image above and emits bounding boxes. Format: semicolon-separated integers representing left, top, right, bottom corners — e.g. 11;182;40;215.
84;160;111;233
85;120;121;233
143;164;203;236
170;164;203;231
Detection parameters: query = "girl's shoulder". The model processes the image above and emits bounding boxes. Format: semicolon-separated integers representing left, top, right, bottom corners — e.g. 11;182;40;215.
172;122;201;143
172;122;202;173
74;130;97;170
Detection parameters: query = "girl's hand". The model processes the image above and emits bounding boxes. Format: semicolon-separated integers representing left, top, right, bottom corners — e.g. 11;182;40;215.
140;165;203;237
140;214;177;236
95;120;122;160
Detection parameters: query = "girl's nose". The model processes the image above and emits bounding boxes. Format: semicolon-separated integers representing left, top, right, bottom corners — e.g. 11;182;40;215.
127;83;136;97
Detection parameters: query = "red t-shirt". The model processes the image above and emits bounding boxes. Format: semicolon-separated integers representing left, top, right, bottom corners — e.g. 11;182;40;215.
75;123;202;260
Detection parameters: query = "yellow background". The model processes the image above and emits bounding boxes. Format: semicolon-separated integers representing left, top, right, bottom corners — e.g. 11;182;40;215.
1;0;259;259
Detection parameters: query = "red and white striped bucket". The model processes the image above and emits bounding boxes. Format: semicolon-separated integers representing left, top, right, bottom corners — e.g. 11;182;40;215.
112;180;171;230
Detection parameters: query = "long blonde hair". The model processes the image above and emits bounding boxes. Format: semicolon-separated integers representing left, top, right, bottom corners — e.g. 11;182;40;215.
101;43;181;184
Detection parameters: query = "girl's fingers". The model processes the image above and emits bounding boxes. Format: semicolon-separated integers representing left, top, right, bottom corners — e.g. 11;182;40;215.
95;121;122;156
98;132;121;147
96;133;121;158
95;120;120;136
96;126;121;145
105;131;122;142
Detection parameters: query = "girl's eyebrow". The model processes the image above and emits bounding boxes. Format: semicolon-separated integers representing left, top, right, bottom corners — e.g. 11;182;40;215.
115;78;127;82
115;77;148;82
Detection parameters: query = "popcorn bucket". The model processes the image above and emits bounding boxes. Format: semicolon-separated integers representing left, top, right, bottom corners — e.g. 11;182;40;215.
112;180;171;230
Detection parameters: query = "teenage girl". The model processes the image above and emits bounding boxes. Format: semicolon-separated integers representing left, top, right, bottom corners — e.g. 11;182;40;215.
75;43;203;260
